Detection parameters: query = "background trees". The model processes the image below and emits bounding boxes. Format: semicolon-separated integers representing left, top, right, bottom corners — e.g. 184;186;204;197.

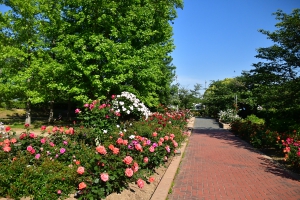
248;9;300;128
169;83;202;110
202;9;300;131
0;0;183;123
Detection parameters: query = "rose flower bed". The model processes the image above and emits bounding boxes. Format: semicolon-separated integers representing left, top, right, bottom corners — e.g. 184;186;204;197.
0;92;190;200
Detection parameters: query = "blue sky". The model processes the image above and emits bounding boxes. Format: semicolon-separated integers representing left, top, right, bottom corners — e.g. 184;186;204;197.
171;0;299;91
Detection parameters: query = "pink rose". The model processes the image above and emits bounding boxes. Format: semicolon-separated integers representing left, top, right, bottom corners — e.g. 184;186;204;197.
165;145;170;153
10;138;17;143
78;182;86;190
137;179;144;188
77;166;85;175
125;168;133;177
152;132;158;137
100;173;109;182
89;104;94;110
35;154;41;159
173;141;178;147
60;148;66;154
68;127;74;135
49;142;55;147
164;136;169;141
96;146;107;155
84;103;89;108
3;146;11;152
40;138;46;144
116;138;123;145
149;146;155;153
132;162;139;173
149;177;155;183
75;108;81;113
123;140;128;145
112;147;119;155
135;144;143;152
30;148;36;154
52;126;58;132
29;133;36;138
19;133;27;140
5;126;11;132
123;156;133;165
159;137;164;142
143;157;149;163
27;146;33;152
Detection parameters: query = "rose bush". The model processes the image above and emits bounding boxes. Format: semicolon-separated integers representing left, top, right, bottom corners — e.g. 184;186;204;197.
231;117;300;171
0;92;190;199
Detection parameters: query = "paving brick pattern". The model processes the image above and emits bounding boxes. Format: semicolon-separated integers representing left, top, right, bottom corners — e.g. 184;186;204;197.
168;117;300;200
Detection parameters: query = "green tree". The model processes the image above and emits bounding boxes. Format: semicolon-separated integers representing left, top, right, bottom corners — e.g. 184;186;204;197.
0;0;48;124
169;83;202;110
202;77;254;117
249;9;300;124
50;0;183;107
0;0;183;120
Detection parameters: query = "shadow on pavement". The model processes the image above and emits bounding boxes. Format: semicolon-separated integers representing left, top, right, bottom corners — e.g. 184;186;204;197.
191;117;300;182
258;157;300;182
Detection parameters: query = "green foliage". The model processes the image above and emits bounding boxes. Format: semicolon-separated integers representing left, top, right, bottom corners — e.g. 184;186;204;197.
247;9;300;129
245;114;265;125
0;0;183;109
0;101;26;109
202;77;256;118
0;93;190;199
230;120;280;149
169;83;202;110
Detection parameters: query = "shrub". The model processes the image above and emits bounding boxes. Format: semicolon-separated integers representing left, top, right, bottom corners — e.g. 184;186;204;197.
0;92;190;199
245;114;265;125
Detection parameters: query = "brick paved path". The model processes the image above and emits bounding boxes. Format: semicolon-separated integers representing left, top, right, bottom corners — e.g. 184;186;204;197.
168;117;300;200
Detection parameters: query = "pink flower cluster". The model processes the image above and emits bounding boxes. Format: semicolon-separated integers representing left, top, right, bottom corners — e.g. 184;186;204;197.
282;137;300;161
0;138;17;152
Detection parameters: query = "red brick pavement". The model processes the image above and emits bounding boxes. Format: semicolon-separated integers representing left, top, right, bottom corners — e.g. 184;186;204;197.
168;129;300;200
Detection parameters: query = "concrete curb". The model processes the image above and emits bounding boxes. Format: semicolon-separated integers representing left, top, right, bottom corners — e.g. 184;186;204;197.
150;117;195;200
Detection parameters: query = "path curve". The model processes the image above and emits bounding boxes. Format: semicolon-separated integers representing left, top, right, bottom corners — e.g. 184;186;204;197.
168;117;300;200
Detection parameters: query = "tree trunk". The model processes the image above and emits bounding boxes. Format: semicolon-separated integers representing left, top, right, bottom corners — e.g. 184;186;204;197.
48;100;54;123
25;100;31;125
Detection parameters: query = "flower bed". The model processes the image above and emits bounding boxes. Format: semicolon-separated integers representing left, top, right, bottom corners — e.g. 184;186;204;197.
0;92;191;200
231;119;300;172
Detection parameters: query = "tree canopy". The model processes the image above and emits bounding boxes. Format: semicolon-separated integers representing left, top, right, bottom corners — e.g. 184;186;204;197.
249;9;300;121
0;0;183;110
202;9;300;128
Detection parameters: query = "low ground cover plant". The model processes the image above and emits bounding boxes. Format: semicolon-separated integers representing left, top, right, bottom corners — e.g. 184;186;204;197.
0;92;189;199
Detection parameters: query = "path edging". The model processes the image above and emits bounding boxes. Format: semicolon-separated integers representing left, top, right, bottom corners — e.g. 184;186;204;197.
150;117;195;200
